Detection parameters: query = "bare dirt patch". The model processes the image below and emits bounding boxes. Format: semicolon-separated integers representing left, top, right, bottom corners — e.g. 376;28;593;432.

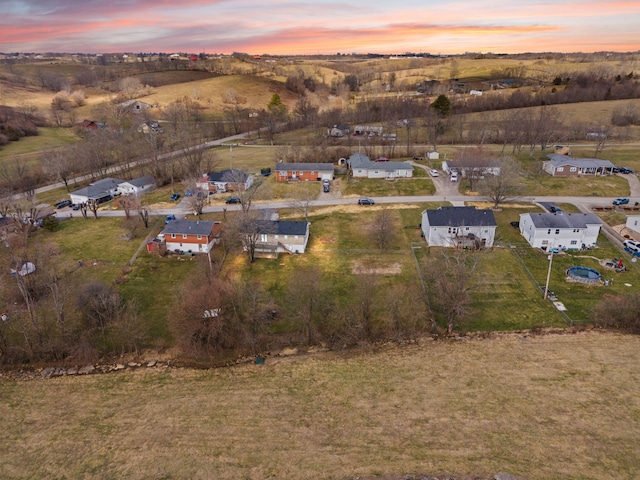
351;259;402;274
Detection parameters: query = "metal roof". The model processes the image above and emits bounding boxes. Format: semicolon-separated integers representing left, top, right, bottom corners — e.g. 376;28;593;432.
545;154;615;169
347;153;413;172
245;220;309;236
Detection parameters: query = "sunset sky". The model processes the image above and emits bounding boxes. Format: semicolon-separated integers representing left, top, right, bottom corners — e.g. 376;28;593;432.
1;0;639;55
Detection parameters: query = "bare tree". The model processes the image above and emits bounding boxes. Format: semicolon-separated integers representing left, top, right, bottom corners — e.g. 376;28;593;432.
287;265;325;345
478;157;522;209
40;148;75;192
371;207;395;249
425;249;483;334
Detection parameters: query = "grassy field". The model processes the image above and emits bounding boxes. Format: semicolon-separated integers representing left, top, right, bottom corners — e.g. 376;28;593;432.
1;331;639;479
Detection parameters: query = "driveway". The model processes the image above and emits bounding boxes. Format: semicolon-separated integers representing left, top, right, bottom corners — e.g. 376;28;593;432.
411;161;461;201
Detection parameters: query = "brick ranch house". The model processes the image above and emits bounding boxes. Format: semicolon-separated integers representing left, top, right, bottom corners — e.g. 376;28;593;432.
275;163;334;182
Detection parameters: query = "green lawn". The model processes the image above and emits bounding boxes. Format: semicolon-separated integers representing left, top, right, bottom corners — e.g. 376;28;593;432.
0;127;79;158
342;176;436;197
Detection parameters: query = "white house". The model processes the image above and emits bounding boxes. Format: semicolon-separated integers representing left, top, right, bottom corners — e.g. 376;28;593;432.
196;169;254;194
242;220;311;257
117;175;156;195
69;177;124;205
519;212;602;250
442;158;501;177
625;215;640;235
421;206;497;248
347;153;413;179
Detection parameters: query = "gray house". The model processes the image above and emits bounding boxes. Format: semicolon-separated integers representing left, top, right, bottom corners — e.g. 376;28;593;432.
347;153;413;179
542;154;615;176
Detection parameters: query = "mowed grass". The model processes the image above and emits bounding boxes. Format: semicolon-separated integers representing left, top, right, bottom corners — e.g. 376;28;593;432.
342;177;436;197
1;332;639;479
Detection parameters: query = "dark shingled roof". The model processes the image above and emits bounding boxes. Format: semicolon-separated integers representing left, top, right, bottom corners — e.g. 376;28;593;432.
244;220;309;236
161;219;216;236
207;169;250;183
424;206;497;227
524;212;602;229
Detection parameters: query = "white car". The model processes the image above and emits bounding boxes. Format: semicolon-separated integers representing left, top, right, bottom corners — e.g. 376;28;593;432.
450;172;459;182
623;239;640;252
429;169;439;177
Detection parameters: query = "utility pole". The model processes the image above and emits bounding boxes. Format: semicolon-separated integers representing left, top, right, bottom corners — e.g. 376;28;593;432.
544;246;554;300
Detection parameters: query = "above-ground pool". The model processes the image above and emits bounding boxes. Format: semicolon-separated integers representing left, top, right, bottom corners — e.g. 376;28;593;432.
566;266;602;284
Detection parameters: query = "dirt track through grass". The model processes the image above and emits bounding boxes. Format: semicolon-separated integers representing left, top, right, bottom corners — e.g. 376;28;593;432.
1;331;639;479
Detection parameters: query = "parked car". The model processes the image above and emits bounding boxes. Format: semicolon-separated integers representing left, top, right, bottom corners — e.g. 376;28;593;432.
323;183;330;193
619;167;635;174
170;193;181;201
429;169;439;177
225;196;242;204
358;198;375;205
54;199;72;209
613;197;630;205
623;239;640;252
72;204;80;211
185;189;193;197
165;214;176;223
450;172;459;182
549;205;562;213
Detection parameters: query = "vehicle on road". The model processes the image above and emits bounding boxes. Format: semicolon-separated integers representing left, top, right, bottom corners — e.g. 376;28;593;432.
225;196;242;204
613;197;629;205
358;198;375;205
54;199;72;209
170;193;181;201
429;169;439;177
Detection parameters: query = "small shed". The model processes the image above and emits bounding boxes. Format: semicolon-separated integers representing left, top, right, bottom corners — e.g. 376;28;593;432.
146;238;167;255
427;151;440;160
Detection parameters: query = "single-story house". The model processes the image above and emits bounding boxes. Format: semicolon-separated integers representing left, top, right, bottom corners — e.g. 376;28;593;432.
421;206;497;248
152;219;221;254
78;119;104;131
347;153;413;179
69;177;124;205
275;163;334;182
542;154;615;176
243;220;310;257
117;175;156;195
442;158;501;177
518;212;602;250
196;169;254;193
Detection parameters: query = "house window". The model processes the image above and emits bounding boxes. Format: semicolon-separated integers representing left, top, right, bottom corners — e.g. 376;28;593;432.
171;234;176;239
557;167;564;172
279;171;287;177
570;240;578;245
542;240;549;245
294;235;298;239
183;234;187;239
275;235;279;239
547;229;551;234
448;227;458;234
197;235;202;240
465;227;470;231
570;167;577;172
555;229;560;234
